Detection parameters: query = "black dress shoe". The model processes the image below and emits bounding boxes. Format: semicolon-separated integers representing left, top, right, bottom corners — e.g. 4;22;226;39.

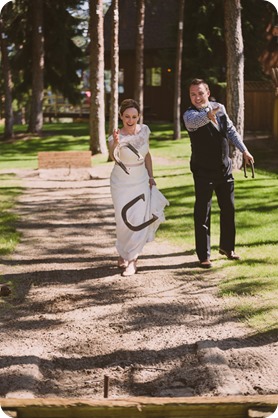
219;249;240;260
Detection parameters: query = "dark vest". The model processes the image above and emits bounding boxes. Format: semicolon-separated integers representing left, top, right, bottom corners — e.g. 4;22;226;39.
187;106;232;179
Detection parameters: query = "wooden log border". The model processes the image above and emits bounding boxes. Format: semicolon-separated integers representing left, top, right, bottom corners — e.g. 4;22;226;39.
1;395;277;418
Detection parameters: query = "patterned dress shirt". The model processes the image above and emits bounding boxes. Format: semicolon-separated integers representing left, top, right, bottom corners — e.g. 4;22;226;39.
183;102;247;153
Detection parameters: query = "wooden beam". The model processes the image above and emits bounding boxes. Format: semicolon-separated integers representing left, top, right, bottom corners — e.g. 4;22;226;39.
1;395;277;418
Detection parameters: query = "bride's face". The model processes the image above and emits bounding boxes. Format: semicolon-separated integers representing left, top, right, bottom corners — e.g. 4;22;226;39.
121;107;140;128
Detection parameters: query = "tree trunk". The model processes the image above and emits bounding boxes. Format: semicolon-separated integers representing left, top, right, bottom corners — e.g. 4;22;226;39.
107;0;119;161
89;0;107;155
0;18;14;140
173;0;185;140
271;68;278;141
28;0;44;134
108;0;119;137
224;0;244;170
134;0;145;122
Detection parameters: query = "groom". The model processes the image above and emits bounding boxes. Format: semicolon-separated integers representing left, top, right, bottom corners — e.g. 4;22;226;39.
183;78;254;268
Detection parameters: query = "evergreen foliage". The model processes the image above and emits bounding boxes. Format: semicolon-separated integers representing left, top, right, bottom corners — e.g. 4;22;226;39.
2;0;87;106
182;0;275;90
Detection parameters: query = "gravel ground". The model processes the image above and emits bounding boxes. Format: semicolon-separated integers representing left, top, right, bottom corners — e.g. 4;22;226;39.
0;161;277;400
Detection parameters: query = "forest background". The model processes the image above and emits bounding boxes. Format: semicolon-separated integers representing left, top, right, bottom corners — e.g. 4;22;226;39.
0;0;277;154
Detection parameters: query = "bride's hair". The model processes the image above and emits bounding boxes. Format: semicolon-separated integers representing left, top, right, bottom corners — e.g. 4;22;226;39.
119;99;140;116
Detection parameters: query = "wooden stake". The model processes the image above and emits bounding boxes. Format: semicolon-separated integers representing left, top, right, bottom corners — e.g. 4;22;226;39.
104;375;109;398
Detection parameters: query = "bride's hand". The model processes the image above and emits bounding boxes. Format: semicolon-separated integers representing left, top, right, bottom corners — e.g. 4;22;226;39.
113;129;120;144
149;177;156;188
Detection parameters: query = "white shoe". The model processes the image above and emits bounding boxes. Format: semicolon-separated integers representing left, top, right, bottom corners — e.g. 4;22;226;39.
121;260;137;277
118;257;128;269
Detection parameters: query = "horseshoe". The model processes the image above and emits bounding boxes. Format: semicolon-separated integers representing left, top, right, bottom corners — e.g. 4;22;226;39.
125;143;143;160
243;160;255;178
113;143;143;175
115;159;129;175
121;193;158;231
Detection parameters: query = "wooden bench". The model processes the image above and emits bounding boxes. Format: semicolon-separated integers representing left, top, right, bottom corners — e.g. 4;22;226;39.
38;151;92;169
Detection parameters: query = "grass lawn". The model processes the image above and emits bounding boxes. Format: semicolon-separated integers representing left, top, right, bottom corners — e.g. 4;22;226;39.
0;174;22;256
0;122;277;332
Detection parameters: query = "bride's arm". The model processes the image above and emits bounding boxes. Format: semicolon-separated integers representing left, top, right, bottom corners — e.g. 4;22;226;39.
145;152;156;187
108;129;120;160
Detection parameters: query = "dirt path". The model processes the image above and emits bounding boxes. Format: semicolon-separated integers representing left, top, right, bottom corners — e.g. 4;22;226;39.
0;163;277;399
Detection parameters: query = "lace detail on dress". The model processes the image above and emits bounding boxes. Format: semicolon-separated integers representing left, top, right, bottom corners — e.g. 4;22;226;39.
120;125;150;150
128;134;146;149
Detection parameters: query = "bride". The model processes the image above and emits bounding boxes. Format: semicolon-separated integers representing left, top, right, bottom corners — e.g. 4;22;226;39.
108;99;169;277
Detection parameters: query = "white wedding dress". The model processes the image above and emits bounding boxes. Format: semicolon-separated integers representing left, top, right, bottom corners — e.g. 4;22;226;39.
109;124;169;262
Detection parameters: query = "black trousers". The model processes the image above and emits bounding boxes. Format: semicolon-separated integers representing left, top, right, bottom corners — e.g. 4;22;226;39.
193;174;235;262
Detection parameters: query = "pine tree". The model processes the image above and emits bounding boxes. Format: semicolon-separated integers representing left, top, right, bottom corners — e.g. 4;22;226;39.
0;15;14;139
224;0;244;170
28;0;44;134
89;0;107;155
173;0;185;140
134;0;145;121
108;0;119;136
